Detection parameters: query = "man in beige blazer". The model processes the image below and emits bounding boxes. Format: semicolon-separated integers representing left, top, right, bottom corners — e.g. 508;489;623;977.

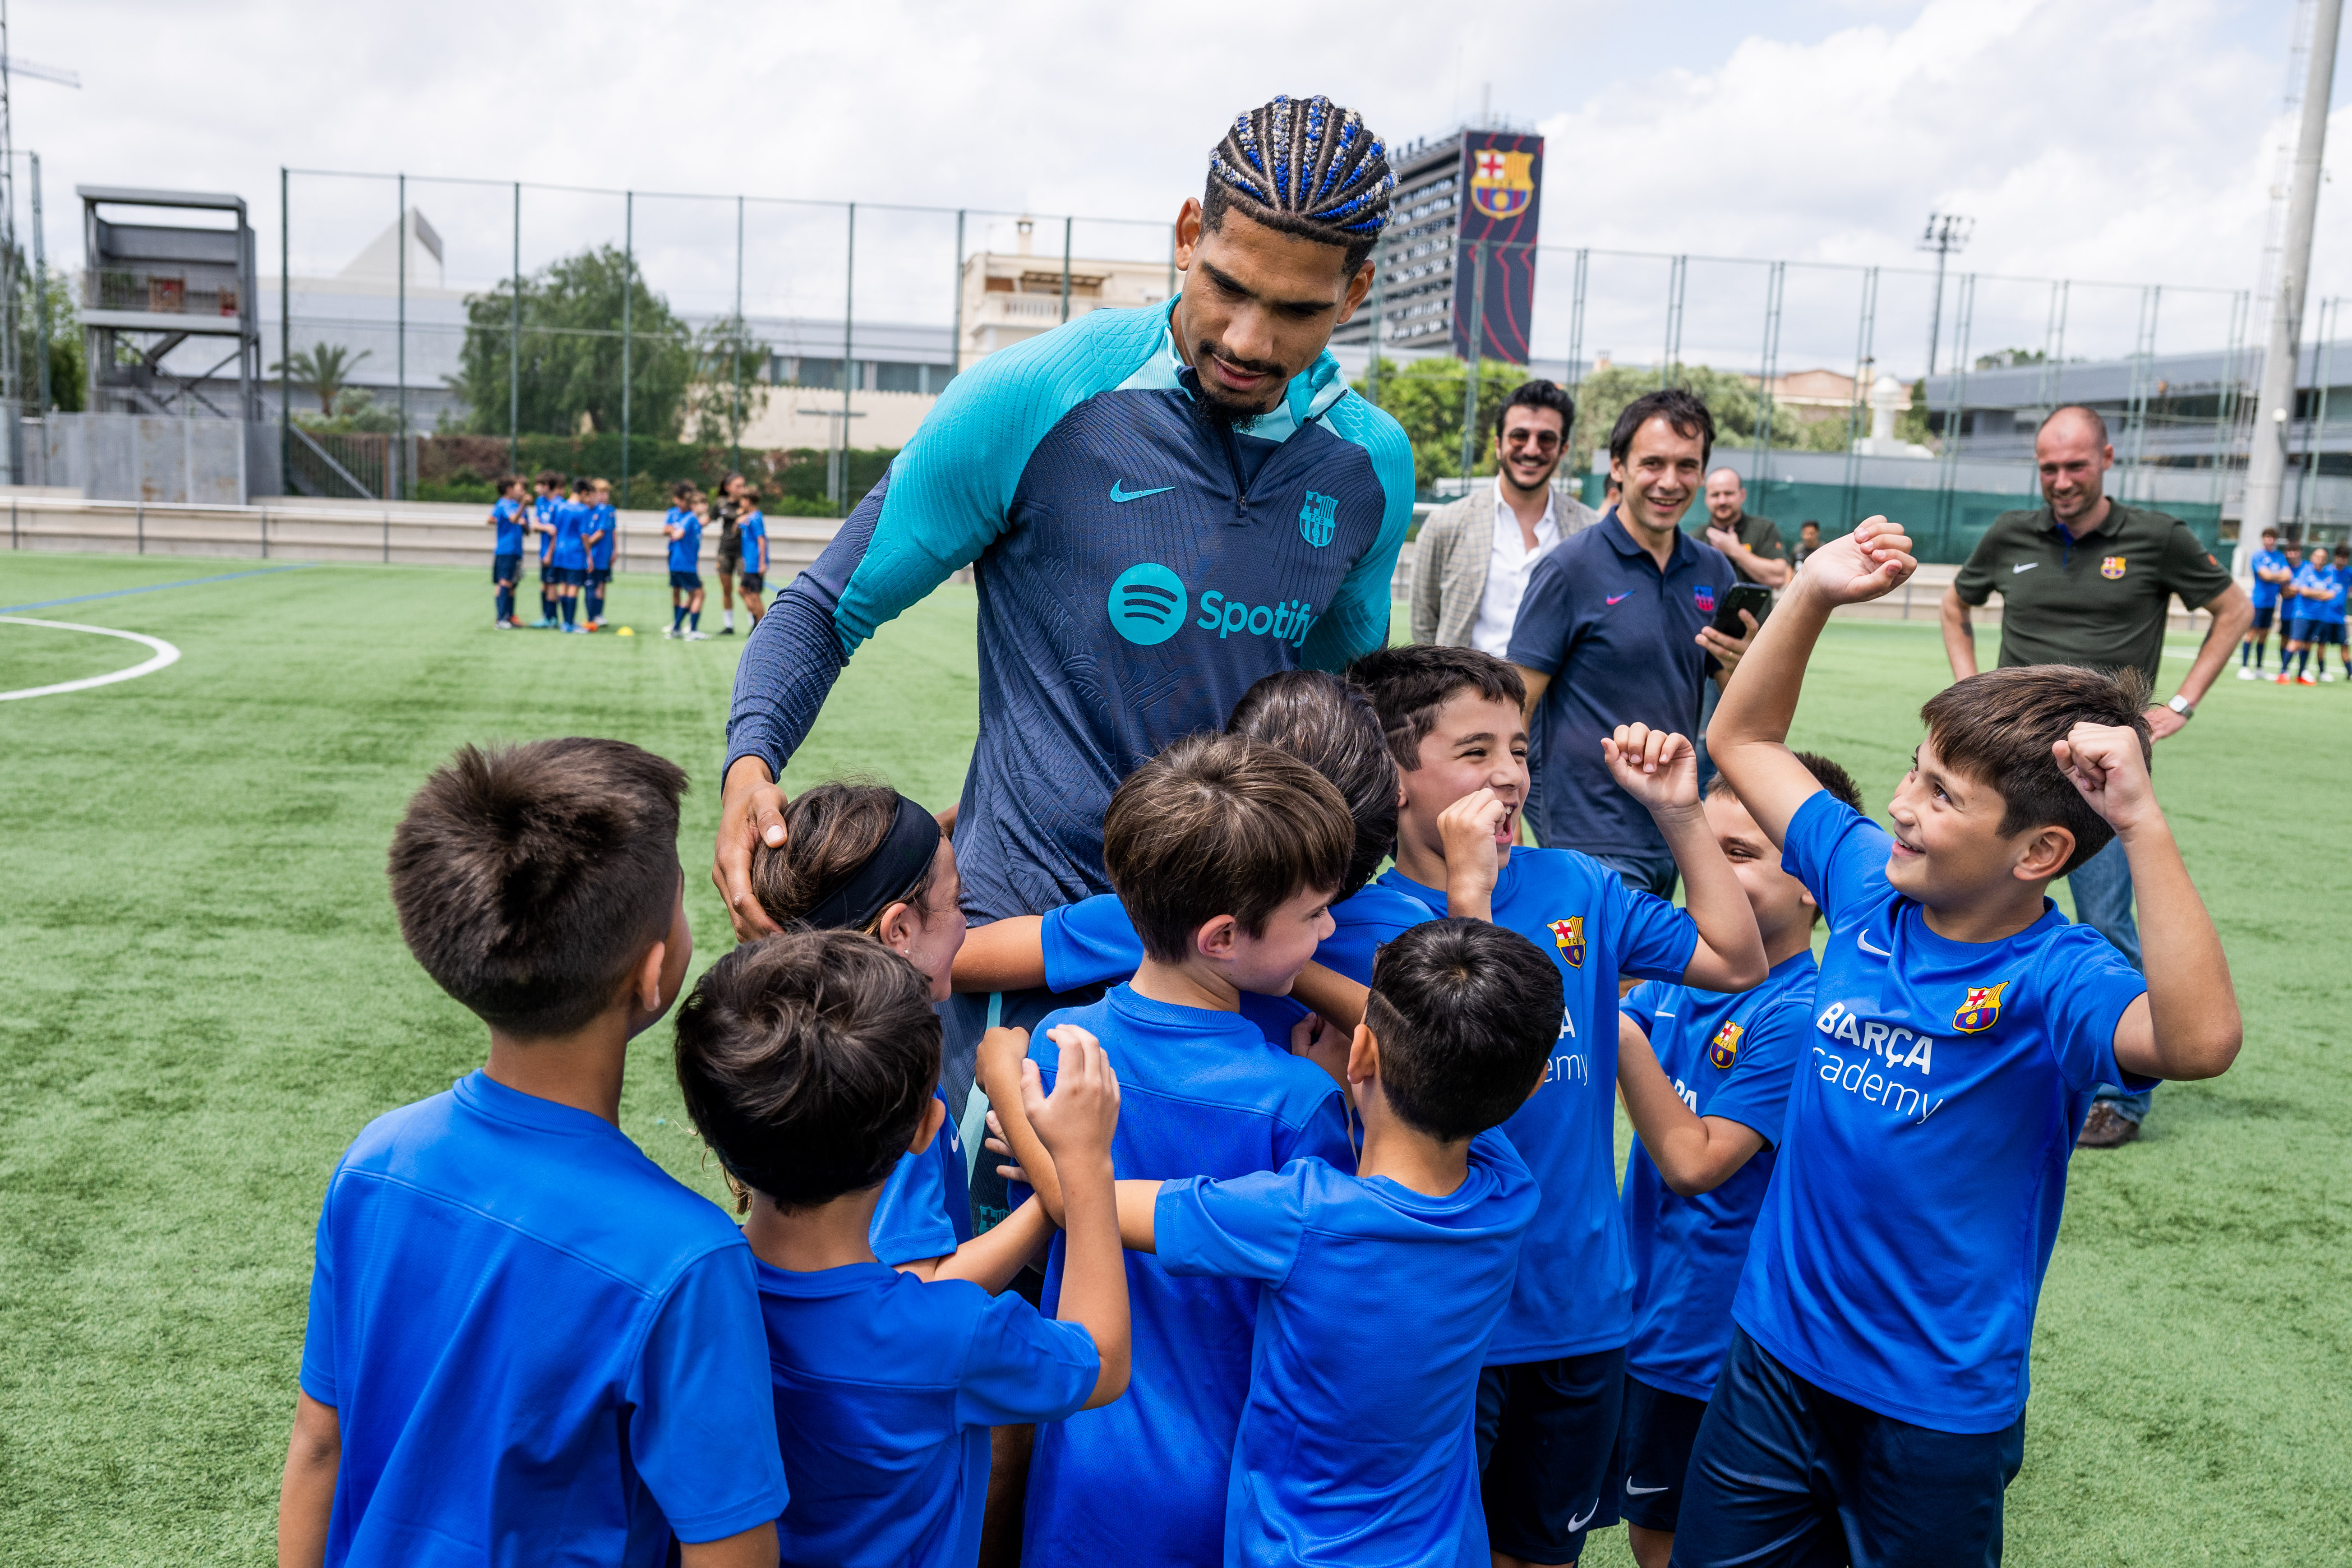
1411;379;1600;650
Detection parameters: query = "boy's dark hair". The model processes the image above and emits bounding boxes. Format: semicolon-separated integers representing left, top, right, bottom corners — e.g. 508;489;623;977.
1105;732;1353;964
743;486;762;503
751;780;940;936
495;473;522;494
1800;519;1822;534
572;478;595;496
1706;748;1863;814
1608;387;1716;467
1203;94;1394;273
1365;919;1561;1142
671;479;697;502
387;739;686;1038
1919;665;2153;876
673;930;939;1210
1349;644;1527;773
535;469;563;489
1227;670;1398;899
1498;379;1574;436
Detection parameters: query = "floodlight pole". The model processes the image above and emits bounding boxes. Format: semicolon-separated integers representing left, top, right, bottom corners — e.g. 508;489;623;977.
396;172;406;500
621;190;632;506
509;182;520;474
2242;0;2344;561
279;166;290;494
841;202;855;516
1919;212;1974;378
30;148;47;416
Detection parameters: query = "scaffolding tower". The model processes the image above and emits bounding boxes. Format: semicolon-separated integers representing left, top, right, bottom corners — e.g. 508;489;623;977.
78;185;260;421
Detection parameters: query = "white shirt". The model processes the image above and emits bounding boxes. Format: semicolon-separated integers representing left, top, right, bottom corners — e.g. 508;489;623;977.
1469;477;1561;657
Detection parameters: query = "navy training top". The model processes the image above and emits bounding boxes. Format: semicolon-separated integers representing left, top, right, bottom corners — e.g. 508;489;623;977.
725;300;1415;922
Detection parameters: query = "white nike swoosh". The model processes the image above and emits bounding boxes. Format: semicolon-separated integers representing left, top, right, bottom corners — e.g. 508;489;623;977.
1625;1480;1670;1495
2012;562;2038;574
1857;928;1893;958
1567;1500;1600;1532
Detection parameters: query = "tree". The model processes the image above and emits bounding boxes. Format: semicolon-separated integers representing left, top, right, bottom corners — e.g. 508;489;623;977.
1353;357;1529;489
688;314;775;450
450;245;694;439
15;264;86;413
1897;378;1935;447
269;342;371;415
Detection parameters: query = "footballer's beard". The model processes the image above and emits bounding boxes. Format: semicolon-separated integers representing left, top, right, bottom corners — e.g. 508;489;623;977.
1187;341;1290;428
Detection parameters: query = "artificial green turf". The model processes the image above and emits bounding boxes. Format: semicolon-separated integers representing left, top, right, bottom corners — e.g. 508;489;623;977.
0;555;2345;1564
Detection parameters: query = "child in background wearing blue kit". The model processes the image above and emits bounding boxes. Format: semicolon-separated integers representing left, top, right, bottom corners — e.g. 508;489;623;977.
2279;541;2336;685
736;488;770;626
673;931;1130;1568
2239;526;2293;677
979;733;1359;1568
1606;752;1863;1568
544;479;594;634
583;478;618;630
277;739;784;1568
1693;517;2241;1567
993;919;1555;1568
665;486;710;640
1349;643;1765;1568
485;475;527;629
954;669;1426;1082
530;470;563;627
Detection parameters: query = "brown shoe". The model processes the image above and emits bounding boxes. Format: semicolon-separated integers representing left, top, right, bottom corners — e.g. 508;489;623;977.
2076;1104;2141;1148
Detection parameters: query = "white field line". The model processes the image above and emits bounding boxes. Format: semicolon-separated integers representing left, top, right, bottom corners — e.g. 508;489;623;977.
0;616;182;701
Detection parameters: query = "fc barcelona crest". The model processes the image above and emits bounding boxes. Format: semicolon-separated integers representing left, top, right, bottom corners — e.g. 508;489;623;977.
1299;490;1338;549
1470;148;1536;219
1708;1019;1744;1070
1548;916;1585;969
1694;585;1717;614
2100;556;2126;580
1952;982;2010;1034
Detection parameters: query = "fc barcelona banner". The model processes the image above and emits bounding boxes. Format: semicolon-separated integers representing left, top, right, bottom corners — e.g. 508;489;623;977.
1452;131;1545;364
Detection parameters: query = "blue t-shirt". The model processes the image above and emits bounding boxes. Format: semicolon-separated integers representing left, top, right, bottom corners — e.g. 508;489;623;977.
534;495;556;560
2251;547;2292;609
1505;510;1739;859
588;502;617;570
756;1259;1097;1568
2306;563;2348;624
1381;849;1698;1361
666;508;703;574
869;1090;974;1267
1733;792;2151;1433
738;510;769;572
1156;1134;1538;1568
1619;949;1816;1401
297;1072;786;1566
550;500;590;571
1038;881;1436;1047
490;496;526;557
2288;562;2329;622
725;300;1415;925
1019;985;1355;1568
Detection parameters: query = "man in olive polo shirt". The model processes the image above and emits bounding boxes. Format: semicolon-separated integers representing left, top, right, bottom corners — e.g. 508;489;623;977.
1941;404;2252;1147
1700;467;1793;587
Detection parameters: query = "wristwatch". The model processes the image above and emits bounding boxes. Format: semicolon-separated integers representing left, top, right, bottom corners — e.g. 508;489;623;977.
2167;694;2195;721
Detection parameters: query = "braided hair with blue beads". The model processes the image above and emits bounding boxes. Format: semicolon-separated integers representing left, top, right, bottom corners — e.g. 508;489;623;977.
1205;94;1394;271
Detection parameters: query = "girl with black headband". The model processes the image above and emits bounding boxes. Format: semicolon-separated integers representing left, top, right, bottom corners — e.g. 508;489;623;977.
749;783;1056;1287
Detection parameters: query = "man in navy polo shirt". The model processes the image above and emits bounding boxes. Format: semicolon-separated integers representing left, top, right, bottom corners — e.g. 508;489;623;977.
1508;389;1750;897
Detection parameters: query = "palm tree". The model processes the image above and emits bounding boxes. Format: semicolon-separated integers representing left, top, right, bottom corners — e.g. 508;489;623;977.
270;343;372;416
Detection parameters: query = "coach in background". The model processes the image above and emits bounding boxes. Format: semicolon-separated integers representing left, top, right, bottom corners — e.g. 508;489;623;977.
1411;379;1599;651
1701;467;1791;587
1942;403;2251;1148
1508;388;1752;897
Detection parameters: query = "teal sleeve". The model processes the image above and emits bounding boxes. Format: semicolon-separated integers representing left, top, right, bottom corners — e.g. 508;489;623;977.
832;305;1173;654
1301;390;1414;670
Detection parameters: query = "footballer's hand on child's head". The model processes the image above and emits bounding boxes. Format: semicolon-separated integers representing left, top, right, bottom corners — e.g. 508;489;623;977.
714;756;790;940
1802;516;1918;606
1027;1025;1121;1164
2054;721;2161;833
1603;724;1699;811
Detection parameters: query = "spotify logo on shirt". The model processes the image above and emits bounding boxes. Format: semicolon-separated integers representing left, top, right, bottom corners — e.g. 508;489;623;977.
1108;563;1190;646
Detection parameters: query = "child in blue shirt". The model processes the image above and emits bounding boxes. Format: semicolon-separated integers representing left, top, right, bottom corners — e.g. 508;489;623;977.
531;470;563;627
280;739;786;1568
673;930;1130;1568
1349;642;1766;1568
996;918;1554;1568
664;481;708;640
485;475;527;629
544;479;595;634
1606;751;1862;1568
2316;544;2352;681
584;478;618;630
2239;526;2292;676
737;489;770;626
2279;543;2335;685
982;731;1360;1568
955;669;1428;1075
1695;516;2242;1566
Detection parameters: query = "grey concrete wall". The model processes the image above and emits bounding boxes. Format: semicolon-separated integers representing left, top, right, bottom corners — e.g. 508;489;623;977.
31;414;249;505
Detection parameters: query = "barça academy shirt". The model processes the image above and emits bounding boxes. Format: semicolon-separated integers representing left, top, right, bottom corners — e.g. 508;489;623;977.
2251;548;2292;610
726;300;1415;923
756;1259;1097;1568
1733;791;2151;1433
666;508;702;574
869;1090;973;1267
1038;882;1437;1046
1155;1133;1539;1568
298;1071;785;1567
589;500;617;571
490;496;526;556
1379;849;1699;1362
1619;949;1816;1400
551;499;590;571
1019;985;1354;1568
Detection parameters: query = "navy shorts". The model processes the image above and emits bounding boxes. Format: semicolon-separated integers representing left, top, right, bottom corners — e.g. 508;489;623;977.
669;570;704;591
2314;622;2346;646
588;567;612;587
537;557;555;581
2253;604;2276;631
1615;1373;1709;1533
546;565;585;587
738;571;766;593
493;552;521;584
1674;1329;2025;1568
1476;1347;1625;1563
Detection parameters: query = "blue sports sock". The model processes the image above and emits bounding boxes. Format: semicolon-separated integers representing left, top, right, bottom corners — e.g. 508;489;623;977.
588;589;604;622
673;603;687;630
2297;646;2311;673
690;609;701;631
496;587;512;622
560;595;576;628
540;592;553;621
2255;641;2266;669
2241;640;2251;666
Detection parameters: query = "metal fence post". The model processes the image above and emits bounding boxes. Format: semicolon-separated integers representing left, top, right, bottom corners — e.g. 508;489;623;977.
1458;241;1486;483
281;167;292;496
1841;267;1878;531
1752;261;1785;509
842;202;855;517
509;182;521;475
31;151;49;417
261;505;268;559
1060;216;1072;323
396;172;406;502
621;190;632;506
732;194;745;470
136;502;144;555
950;209;966;383
1365;232;1385;407
1662;256;1688;389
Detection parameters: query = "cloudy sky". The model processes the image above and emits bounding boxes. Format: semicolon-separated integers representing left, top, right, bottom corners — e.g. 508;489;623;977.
15;0;2347;378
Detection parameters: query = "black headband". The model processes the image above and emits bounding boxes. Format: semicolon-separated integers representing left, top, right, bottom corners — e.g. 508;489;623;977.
803;794;942;932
